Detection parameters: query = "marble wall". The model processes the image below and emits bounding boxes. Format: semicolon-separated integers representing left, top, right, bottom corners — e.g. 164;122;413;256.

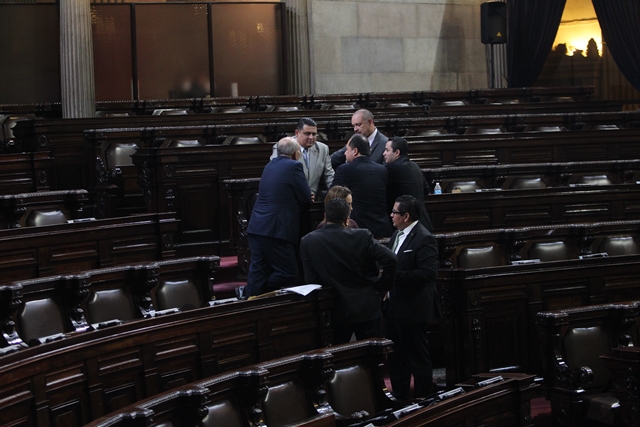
308;0;488;93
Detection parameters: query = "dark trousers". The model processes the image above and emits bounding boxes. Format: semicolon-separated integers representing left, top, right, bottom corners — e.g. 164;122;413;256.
246;234;298;297
385;320;433;399
333;318;382;344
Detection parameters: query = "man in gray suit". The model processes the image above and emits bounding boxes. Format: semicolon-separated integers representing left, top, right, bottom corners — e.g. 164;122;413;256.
330;109;388;170
271;117;334;201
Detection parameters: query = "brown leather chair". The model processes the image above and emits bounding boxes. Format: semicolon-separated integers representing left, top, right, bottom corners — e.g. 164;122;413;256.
105;142;138;167
457;246;505;269
510;177;548;189
1;114;34;143
563;325;619;425
598;236;639;256
536;302;639;427
155;279;203;311
326;364;379;418
24;209;68;227
201;399;244;427
445;180;479;193
223;136;265;145
16;298;68;345
576;175;612;186
263;380;325;426
473;127;503;134
528;241;575;262
167;139;203;148
85;289;137;325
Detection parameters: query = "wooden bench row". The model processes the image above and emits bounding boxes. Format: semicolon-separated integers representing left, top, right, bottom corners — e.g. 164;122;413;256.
0;212;178;285
5;108;634;195
1;256;219;349
0;288;333;427
422;159;640;193
434;219;640;385
4;131;640;256
0;86;598;117
83;339;538;427
436;218;640;269
0;189;89;229
426;184;640;232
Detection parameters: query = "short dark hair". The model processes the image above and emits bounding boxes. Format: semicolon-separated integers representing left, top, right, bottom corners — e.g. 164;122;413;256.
348;134;370;156
395;195;421;222
325;198;350;224
390;137;409;156
297;117;317;130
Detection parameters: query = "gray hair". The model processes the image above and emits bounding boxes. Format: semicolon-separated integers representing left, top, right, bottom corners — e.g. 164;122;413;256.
276;137;300;157
355;109;374;122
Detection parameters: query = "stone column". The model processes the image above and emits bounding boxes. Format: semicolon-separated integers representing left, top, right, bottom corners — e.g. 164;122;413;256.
284;0;312;94
60;0;96;118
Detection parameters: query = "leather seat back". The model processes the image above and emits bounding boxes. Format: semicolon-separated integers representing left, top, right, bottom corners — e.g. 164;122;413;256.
510;177;547;189
25;209;68;227
17;298;67;344
529;241;574;262
156;279;202;311
86;289;137;324
105;142;138;167
457;246;504;269
201;399;244;427
599;236;639;256
263;381;314;426
576;175;612;186
563;325;612;391
445;180;479;193
326;365;377;417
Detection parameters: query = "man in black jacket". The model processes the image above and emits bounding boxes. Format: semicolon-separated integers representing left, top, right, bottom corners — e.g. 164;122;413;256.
300;198;397;344
333;134;393;238
385;195;439;399
384;136;433;232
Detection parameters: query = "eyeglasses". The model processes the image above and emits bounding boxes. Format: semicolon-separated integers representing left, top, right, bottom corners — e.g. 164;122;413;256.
391;210;405;215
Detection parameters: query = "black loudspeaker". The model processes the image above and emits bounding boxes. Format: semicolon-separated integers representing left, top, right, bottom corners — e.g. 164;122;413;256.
481;2;507;44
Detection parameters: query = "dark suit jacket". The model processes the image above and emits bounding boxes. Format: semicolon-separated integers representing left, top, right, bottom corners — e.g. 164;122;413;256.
300;224;397;325
386;155;434;231
247;156;311;244
386;222;439;325
330;129;388;170
270;141;334;193
333;156;393;238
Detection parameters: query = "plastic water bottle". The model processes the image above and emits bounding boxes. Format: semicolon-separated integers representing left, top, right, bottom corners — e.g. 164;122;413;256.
434;182;442;195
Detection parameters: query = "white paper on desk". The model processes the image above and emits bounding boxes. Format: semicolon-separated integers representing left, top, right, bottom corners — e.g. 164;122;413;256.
279;284;322;296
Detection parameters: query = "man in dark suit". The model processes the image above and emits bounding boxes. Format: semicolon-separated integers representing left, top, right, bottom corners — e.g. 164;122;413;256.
330;109;388;170
333;134;393;238
383;136;434;232
300;198;397;344
245;138;311;297
385;195;439;400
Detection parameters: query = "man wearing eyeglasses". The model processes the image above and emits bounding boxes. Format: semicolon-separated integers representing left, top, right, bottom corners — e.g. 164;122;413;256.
330;109;388;170
386;195;439;400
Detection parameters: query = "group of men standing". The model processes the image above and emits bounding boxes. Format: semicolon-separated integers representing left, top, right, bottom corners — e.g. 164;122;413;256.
245;110;439;399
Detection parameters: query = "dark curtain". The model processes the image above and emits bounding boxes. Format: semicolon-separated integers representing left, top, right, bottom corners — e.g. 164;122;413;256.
506;0;566;87
592;0;640;92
